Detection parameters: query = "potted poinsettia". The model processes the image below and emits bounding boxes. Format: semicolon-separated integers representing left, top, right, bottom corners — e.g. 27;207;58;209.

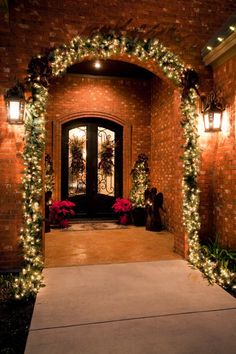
112;198;132;225
49;200;76;228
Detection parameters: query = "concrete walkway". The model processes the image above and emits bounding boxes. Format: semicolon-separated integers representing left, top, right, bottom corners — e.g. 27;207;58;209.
25;260;236;354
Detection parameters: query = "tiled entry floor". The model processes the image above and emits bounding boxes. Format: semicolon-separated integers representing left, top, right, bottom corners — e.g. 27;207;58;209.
45;224;182;268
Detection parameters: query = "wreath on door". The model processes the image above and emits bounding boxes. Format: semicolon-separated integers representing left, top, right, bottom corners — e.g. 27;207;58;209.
69;136;85;178
98;137;115;176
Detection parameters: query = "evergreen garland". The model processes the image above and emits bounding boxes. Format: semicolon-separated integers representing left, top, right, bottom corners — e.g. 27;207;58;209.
13;83;48;299
11;32;235;299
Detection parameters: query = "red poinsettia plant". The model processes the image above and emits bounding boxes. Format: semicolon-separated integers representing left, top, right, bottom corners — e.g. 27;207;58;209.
49;200;76;228
112;198;132;214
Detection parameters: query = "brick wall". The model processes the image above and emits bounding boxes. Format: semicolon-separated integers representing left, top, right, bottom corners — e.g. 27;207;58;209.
0;113;24;270
151;77;186;256
1;1;236;82
198;55;236;249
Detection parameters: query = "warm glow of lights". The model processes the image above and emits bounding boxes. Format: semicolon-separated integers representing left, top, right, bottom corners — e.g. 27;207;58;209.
221;111;229;136
213;112;221;129
229;26;235;31
197;114;205;136
94;60;101;69
9;101;20;120
217;37;223;42
203;111;223;132
204;114;210;131
70;128;86;140
207;46;212;51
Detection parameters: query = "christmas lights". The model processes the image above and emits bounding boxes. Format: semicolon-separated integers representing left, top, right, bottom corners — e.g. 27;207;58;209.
13;83;48;299
12;33;234;299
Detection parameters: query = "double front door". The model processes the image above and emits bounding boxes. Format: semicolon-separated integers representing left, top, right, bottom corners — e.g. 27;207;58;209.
61;118;123;218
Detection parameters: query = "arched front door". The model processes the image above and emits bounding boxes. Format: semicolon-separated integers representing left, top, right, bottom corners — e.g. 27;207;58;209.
61;118;123;218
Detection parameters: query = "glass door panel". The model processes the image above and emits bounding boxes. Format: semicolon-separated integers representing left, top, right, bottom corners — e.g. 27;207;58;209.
61;118;123;218
97;127;115;197
68;126;87;196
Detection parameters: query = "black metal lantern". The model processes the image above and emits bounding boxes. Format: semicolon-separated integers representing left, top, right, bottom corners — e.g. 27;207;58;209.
4;82;25;124
202;91;225;132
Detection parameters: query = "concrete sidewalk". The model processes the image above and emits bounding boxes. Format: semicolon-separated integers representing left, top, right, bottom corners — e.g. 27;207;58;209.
25;260;236;354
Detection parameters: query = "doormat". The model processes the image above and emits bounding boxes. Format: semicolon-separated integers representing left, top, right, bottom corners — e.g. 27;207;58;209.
62;222;128;231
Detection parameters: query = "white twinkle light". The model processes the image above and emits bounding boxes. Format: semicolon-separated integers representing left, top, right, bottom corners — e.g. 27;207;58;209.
94;60;101;69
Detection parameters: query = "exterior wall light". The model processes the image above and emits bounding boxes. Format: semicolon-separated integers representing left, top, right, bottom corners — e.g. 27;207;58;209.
4;82;25;124
201;90;225;132
94;60;101;69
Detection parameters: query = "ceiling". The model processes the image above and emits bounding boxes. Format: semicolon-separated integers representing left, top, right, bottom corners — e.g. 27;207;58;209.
67;59;154;79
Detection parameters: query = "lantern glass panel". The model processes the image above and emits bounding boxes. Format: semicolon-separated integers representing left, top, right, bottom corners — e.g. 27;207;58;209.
213;112;221;130
203;113;210;131
9;101;20;121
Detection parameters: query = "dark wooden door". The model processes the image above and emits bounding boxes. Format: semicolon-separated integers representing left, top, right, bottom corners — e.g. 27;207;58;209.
61;118;123;218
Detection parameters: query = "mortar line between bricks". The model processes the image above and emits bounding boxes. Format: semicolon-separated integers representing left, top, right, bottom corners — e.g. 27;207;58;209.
30;306;236;332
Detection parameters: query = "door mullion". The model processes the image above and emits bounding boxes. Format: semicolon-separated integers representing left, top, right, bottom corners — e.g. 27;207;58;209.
87;125;98;215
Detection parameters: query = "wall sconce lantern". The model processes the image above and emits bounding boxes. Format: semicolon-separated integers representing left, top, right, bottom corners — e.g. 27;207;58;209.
201;90;225;132
4;82;25;124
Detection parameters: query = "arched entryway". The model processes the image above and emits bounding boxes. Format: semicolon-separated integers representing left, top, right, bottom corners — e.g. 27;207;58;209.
61;117;123;218
13;32;203;299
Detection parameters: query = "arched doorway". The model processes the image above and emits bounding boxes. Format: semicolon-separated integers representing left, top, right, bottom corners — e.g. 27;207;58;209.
61;117;123;218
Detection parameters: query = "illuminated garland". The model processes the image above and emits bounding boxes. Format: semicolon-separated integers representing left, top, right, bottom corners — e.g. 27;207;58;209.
12;33;234;299
181;90;235;287
13;84;48;299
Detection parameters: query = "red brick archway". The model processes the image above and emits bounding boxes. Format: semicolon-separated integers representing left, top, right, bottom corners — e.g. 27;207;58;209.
45;56;186;256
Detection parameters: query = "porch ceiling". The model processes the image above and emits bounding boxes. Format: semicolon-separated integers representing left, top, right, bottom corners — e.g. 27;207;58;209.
67;59;154;79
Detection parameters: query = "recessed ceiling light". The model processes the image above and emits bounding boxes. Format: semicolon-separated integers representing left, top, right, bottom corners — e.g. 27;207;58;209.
94;60;101;69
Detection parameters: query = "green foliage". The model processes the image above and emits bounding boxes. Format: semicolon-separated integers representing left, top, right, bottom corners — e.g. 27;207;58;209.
130;153;150;208
202;235;236;273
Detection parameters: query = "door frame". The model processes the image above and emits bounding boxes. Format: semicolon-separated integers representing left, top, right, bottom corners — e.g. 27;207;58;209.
61;117;123;217
52;112;132;202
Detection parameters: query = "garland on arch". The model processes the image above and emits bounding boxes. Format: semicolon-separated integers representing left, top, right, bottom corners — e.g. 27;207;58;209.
12;32;235;299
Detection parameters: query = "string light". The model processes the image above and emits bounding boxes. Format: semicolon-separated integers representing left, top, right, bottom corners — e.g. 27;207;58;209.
12;33;235;299
94;60;102;69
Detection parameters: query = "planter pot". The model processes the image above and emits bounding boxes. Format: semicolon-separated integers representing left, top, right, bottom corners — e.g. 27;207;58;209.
119;213;130;225
132;207;146;226
50;219;69;229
